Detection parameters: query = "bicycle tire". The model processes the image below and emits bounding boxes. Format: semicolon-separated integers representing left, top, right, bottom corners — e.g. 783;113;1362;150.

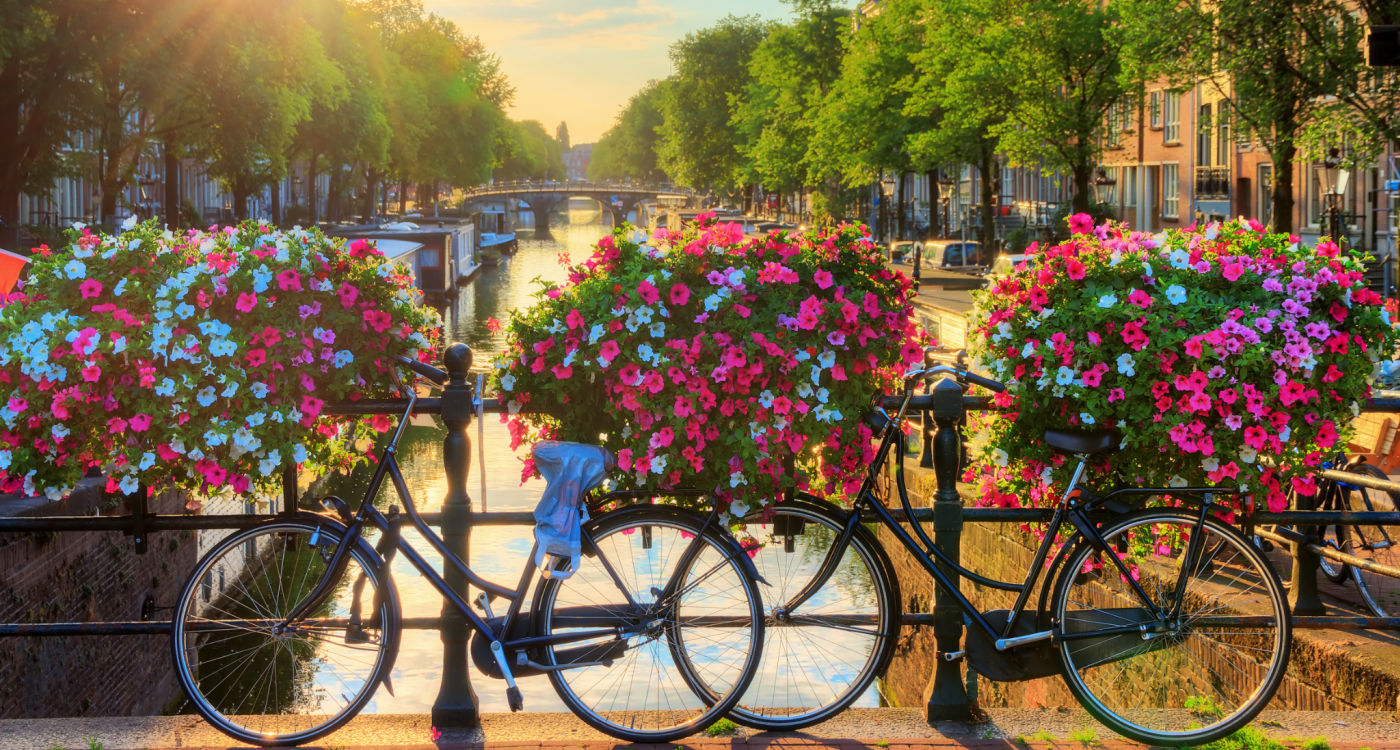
1052;508;1290;746
683;497;900;730
1313;481;1350;583
171;517;399;747
1335;463;1400;616
532;505;764;742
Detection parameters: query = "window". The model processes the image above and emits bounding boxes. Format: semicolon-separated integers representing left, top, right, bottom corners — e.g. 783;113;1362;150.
1163;164;1180;218
1197;104;1212;166
1106;102;1121;148
1217;101;1231;164
1164;92;1180;143
1122;166;1138;208
1150;91;1163;129
1122;96;1135;132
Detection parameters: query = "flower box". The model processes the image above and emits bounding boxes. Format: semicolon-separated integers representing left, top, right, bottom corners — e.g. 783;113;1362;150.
966;216;1397;512
494;214;927;508
0;219;440;505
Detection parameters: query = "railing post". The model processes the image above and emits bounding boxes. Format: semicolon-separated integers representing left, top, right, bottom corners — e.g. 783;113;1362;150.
433;342;480;726
1288;488;1327;616
923;375;971;721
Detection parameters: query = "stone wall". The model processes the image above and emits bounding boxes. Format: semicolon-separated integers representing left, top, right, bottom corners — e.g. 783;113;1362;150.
0;482;198;718
879;463;1400;713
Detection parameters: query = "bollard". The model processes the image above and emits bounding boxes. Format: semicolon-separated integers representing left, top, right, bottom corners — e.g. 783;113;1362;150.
1288;489;1327;616
432;342;480;726
922;376;971;721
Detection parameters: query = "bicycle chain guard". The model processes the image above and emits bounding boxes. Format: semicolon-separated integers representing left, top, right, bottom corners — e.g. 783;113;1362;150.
964;609;1061;682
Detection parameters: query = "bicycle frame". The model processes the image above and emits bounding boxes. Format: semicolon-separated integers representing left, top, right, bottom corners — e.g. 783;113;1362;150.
774;383;1234;651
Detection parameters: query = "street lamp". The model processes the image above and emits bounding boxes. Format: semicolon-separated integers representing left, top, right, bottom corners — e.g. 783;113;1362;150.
880;172;897;243
1091;168;1117;207
1317;147;1350;245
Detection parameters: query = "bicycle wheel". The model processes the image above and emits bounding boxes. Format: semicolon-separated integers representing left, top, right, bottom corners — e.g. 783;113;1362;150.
532;506;764;742
1052;508;1290;746
1313;481;1350;583
711;498;900;730
1336;463;1400;616
171;518;399;747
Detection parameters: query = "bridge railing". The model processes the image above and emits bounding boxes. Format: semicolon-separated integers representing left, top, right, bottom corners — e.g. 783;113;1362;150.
3;343;1400;725
461;179;694;196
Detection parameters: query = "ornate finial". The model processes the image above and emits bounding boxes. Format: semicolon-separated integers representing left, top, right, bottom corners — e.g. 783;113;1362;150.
444;342;473;376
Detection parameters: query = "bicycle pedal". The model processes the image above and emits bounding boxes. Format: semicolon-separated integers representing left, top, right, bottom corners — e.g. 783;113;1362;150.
507;686;523;712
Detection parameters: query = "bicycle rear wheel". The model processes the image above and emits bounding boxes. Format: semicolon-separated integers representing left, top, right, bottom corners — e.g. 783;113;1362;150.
171;518;399;747
532;506;763;742
1053;508;1290;746
1335;463;1400;616
715;498;900;730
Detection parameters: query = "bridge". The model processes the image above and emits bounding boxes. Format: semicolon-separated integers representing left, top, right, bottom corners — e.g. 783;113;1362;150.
461;180;697;233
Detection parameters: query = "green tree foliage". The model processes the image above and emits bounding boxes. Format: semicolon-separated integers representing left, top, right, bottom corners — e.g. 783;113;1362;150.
657;14;771;193
497;120;565;181
589;80;669;182
731;1;849;199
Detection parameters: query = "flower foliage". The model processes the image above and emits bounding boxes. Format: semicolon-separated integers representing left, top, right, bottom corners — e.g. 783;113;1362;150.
967;216;1397;513
0;220;441;504
495;214;927;507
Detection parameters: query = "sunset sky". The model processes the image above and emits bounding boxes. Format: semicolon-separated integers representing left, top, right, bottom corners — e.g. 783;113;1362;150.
422;0;795;144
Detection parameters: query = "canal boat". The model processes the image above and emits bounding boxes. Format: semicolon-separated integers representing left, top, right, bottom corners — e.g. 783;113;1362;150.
475;208;516;265
329;222;469;296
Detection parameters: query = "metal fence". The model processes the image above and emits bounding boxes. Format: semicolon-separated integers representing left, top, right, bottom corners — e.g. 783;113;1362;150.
2;343;1399;724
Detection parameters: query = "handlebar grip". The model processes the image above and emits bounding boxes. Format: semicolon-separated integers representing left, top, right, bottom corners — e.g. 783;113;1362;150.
392;355;448;385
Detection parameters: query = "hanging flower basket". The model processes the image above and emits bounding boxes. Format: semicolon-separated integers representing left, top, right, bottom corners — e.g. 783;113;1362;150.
0;219;441;505
494;214;928;509
965;215;1398;514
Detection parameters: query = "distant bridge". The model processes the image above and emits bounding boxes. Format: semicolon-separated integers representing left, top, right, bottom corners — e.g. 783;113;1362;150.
461;180;697;233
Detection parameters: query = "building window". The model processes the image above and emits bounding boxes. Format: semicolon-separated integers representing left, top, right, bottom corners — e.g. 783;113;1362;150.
1122;96;1135;132
1164;92;1180;143
1122;166;1137;208
1106;102;1121;148
1217;101;1231;165
1163;164;1179;218
1150;91;1163;129
1258;164;1273;227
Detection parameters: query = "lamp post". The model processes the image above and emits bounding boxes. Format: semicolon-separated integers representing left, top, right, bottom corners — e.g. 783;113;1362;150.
1317;147;1350;246
880;172;897;244
1091;167;1117;209
937;172;956;241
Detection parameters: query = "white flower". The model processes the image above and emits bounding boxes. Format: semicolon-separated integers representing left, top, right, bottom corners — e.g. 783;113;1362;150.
1055;366;1075;386
649;321;665;338
1142;262;1154;277
1201;457;1220;472
292;443;307;463
63;259;86;280
587;324;605;345
1097;294;1117;308
250;382;269;398
637;343;654;362
817;350;836;369
70;221;86;231
500;373;516;391
51;424;69;440
1168;249;1191;270
1238;446;1258;464
1165;284;1187;305
992;448;1009;467
1116;353;1136;376
1080;413;1095;425
729;471;747;488
221;382;238;398
204;430;227;447
258;450;282;476
333;350;353;368
118;475;140;495
139;453;156;471
120;214;138;230
1169;475;1188;487
729;498;750;517
651;455;668;475
196;386;216;407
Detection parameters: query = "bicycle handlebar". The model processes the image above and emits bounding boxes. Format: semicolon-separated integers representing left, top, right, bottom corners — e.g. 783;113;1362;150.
393;355;448;386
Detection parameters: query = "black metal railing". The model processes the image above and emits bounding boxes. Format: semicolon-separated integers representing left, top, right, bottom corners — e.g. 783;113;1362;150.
2;343;1399;725
1195;166;1231;199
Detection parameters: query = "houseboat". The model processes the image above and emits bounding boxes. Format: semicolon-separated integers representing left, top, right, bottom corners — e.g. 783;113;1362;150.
330;219;476;296
475;207;516;265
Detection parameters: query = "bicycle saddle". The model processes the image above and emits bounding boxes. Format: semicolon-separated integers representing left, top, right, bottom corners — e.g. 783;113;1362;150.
1044;428;1121;455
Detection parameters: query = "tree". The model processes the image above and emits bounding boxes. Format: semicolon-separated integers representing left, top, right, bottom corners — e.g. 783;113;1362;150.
556;121;570;152
589;80;669;182
1120;0;1359;232
657;15;771;194
0;0;100;243
731;1;849;217
496;120;564;181
809;0;928;227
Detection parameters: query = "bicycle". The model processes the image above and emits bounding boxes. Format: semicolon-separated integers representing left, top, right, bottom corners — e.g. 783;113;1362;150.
694;359;1292;746
168;350;765;746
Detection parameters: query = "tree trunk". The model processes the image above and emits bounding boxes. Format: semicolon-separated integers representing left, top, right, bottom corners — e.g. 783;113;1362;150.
363;168;377;220
1271;136;1297;235
896;175;906;241
162;136;180;228
1071;161;1093;216
980;148;997;250
398;177;407;215
233;181;250;222
270;176;282;226
307;154;319;226
927;170;939;240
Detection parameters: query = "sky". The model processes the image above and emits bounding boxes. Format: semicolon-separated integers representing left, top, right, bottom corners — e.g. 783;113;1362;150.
422;0;796;145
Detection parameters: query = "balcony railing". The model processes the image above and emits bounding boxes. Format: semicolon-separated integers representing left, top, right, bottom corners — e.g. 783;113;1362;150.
1195;166;1231;199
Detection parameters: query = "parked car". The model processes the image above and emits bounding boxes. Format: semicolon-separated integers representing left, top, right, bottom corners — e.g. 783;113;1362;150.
922;240;987;274
889;240;921;263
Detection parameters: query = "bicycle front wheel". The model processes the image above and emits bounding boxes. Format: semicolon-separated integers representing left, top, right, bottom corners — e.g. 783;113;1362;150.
1336;463;1400;616
533;506;764;742
717;498;900;730
171;519;399;747
1052;508;1290;746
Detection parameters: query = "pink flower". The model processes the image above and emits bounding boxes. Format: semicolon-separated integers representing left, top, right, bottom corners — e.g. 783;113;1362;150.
637;279;660;304
598;340;620;365
79;279;102;299
551;363;573;379
1065;258;1086;280
276;269;303;291
669;283;691;306
299;396;325;427
1222;261;1245;281
129;414;152;432
486;317;503;333
336;283;359;309
235;292;258;313
814;270;834;289
1069;213;1094;235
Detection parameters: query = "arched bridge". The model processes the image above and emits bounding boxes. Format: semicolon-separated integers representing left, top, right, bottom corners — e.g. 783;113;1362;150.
461;180;696;233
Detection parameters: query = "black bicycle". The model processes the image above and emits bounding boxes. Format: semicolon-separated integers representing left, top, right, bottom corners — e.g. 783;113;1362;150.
169;352;765;746
700;360;1292;746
